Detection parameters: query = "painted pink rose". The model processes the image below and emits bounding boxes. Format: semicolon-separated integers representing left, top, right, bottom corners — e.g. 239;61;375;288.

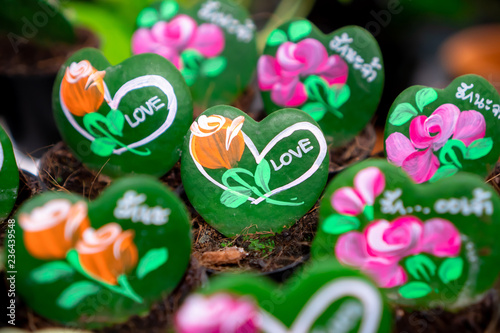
132;14;225;70
258;38;348;107
332;167;385;216
335;216;461;288
175;294;260;333
386;104;487;183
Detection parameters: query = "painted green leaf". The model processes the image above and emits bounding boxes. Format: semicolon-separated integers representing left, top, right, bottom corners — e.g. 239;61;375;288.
222;168;254;189
439;139;467;168
465;137;493;160
405;254;436;281
322;214;360;235
220;187;252;208
160;0;179;21
302;102;327;121
30;261;74;284
389;103;418;126
56;281;100;309
267;29;288;46
438;257;464;284
137;247;169;279
415;88;438;112
329;84;351;109
255;160;271;193
201;57;227;77
429;165;459;183
288;20;312;42
83;112;108;137
106;109;125;137
181;50;203;70
398;281;432;299
182;68;198;87
137;7;159;28
91;137;116;157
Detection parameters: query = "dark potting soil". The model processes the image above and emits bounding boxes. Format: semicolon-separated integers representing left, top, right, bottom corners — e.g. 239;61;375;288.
0;27;100;76
329;123;376;175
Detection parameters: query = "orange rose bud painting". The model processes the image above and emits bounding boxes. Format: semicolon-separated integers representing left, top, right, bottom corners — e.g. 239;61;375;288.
12;176;191;327
76;223;138;285
60;60;105;116
190;115;245;169
19;200;90;260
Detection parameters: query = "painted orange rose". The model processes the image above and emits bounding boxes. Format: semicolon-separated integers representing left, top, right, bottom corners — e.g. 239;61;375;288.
190;115;245;169
76;223;138;285
61;60;106;117
19;200;90;260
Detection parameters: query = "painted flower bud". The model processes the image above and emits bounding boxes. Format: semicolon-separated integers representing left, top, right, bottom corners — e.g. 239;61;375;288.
175;293;260;333
190;115;245;169
61;60;105;116
76;223;138;285
19;200;90;260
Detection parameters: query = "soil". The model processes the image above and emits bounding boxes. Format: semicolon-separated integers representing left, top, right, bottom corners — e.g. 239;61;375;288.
0;27;100;76
329;123;377;175
487;162;500;195
394;290;500;333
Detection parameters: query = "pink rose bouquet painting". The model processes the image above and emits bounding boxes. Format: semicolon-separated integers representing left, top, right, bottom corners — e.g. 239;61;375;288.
132;3;226;86
385;87;493;184
322;166;465;299
258;20;350;122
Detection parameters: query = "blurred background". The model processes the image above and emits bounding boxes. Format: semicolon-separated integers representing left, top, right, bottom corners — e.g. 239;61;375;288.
1;0;500;158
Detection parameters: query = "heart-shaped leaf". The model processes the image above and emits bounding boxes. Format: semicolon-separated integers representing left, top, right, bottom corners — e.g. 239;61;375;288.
313;159;500;309
388;103;418;126
11;176;191;327
53;48;193;177
132;0;258;106
259;20;384;147
182;106;329;236
385;75;500;183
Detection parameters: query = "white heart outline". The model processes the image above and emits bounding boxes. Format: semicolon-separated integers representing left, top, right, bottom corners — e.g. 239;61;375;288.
258;277;383;333
188;121;328;204
60;75;178;156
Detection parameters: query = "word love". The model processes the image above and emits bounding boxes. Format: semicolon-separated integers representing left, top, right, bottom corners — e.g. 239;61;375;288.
125;96;166;128
380;188;493;217
270;139;314;171
114;190;171;225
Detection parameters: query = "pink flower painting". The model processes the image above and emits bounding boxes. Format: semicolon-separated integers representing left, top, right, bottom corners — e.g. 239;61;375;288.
132;14;225;72
335;217;461;288
175;293;260;333
386;103;489;183
258;38;348;107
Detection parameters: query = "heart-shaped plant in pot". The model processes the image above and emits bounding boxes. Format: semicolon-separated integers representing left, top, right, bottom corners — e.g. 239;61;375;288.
181;105;329;237
174;262;393;333
9;176;191;327
132;0;257;107
258;19;384;148
313;159;500;310
52;48;193;178
384;74;500;184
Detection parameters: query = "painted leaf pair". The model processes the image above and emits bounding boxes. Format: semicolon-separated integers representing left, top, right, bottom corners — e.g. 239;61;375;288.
182;106;329;236
133;0;257;106
174;262;393;333
259;19;384;146
13;176;191;327
313;159;500;309
385;74;500;183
